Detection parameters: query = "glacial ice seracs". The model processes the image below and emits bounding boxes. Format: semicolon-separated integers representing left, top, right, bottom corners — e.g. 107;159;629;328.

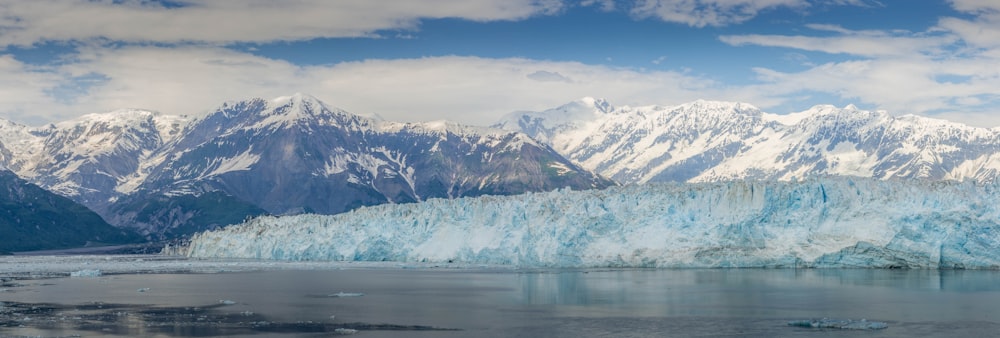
182;178;1000;269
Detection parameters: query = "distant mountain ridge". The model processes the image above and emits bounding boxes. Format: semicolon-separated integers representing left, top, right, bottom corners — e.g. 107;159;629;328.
496;98;1000;184
0;94;612;239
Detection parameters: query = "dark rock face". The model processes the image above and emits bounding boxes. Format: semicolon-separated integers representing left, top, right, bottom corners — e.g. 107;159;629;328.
0;170;141;252
106;191;268;239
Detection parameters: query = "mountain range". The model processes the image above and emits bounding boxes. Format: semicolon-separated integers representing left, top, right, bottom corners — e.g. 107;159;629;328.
0;94;611;240
3;93;1000;248
496;98;1000;184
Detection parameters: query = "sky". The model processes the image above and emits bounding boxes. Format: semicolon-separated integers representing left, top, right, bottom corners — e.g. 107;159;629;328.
0;0;999;127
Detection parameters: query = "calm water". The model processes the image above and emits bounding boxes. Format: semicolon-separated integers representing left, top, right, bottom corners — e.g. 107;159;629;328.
3;268;1000;337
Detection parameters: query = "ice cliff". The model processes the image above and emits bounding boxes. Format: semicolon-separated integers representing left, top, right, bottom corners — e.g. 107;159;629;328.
183;178;1000;268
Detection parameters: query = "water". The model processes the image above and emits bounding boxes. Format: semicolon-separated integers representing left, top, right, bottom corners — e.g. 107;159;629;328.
3;268;1000;337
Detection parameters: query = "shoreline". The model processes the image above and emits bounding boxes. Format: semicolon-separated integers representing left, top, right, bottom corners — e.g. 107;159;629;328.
10;243;165;256
0;254;514;278
3;254;1000;280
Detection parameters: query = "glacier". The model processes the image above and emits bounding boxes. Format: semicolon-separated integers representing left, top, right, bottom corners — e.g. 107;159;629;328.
182;178;1000;269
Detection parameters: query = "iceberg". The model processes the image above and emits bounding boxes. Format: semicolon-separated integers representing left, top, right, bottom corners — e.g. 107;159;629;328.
788;318;888;330
183;178;1000;268
328;292;364;298
69;269;102;277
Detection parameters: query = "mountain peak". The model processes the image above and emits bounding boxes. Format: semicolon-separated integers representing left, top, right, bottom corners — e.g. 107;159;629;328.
679;99;759;113
269;92;321;108
58;108;160;128
229;94;358;129
573;97;614;114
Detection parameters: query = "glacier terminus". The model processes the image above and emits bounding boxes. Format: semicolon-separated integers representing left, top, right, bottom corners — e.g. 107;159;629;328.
182;178;1000;269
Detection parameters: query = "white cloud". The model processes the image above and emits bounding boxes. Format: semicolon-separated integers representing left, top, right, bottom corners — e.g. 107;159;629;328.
712;2;1000;127
933;109;1000;128
2;0;998;129
720;25;953;57
937;17;1000;50
0;55;63;124
629;0;807;27
948;0;1000;16
0;0;562;46
0;46;723;126
526;70;574;82
727;47;1000;125
3;39;997;128
581;0;618;11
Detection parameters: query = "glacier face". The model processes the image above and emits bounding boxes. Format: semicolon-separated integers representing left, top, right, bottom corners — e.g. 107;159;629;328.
184;178;1000;269
495;98;1000;184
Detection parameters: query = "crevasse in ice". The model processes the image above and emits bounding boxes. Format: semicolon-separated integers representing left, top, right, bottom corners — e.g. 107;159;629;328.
184;178;1000;268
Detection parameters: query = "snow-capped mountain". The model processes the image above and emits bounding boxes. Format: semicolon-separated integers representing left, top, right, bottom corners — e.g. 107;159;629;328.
182;177;1000;269
496;98;1000;184
0;94;612;239
0;94;610;238
0;109;188;208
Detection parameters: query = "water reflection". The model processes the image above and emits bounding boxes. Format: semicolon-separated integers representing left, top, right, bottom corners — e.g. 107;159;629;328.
513;269;1000;319
2;268;1000;337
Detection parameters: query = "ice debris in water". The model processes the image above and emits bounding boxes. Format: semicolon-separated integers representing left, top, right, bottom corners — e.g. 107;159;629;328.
137;288;150;293
334;328;358;335
69;269;102;277
788;318;888;330
219;300;237;305
328;292;364;298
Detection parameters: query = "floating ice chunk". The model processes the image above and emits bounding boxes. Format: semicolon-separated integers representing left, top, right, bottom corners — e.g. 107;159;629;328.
137;288;150;293
219;300;237;305
328;292;364;298
788;318;888;330
334;328;358;335
69;269;102;277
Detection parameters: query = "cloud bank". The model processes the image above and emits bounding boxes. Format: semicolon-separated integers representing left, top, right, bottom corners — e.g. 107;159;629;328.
0;0;998;127
718;3;1000;126
0;0;563;45
0;45;721;125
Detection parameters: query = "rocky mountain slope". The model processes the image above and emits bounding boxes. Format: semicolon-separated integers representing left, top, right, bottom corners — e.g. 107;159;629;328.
0;169;140;252
0;94;612;239
0;109;188;209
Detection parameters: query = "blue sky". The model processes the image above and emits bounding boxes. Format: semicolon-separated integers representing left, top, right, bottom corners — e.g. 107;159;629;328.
0;0;998;127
